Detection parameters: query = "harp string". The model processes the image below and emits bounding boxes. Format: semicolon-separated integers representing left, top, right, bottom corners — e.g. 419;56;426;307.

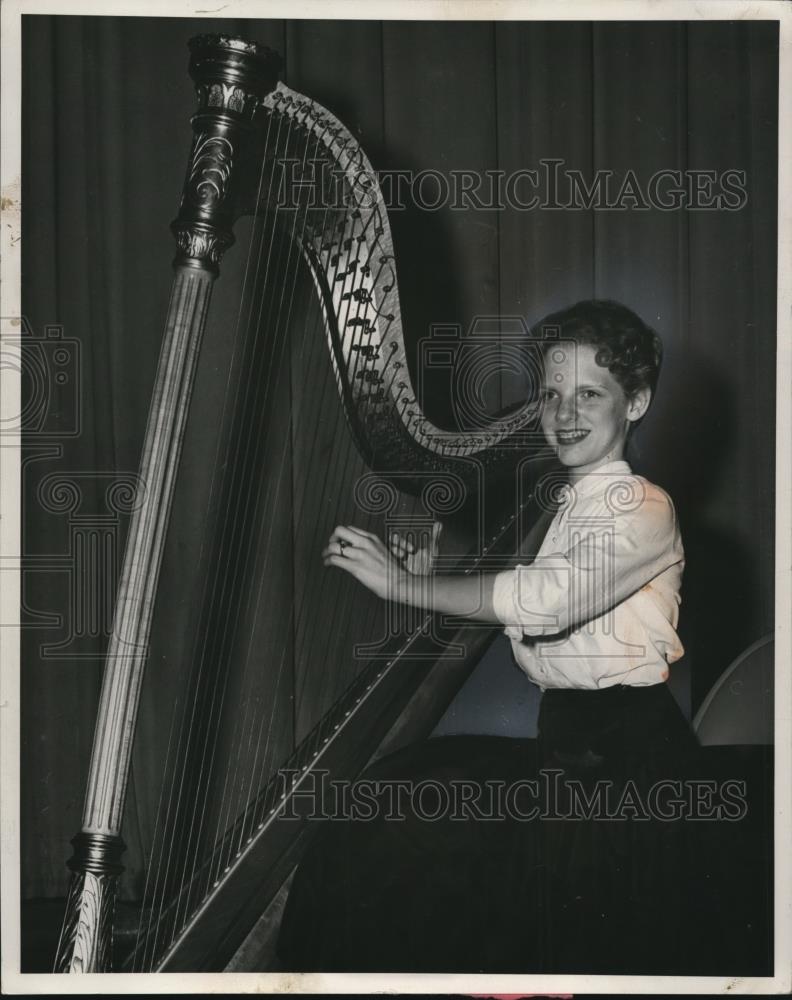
322;282;392;703
343;218;416;662
337;238;414;679
297;197;403;719
293;218;382;723
194;110;311;891
130;689;182;970
135;104;293;968
169;105;314;934
197;103;352;881
180;117;301;944
232;207;360;837
270;119;377;728
233;209;365;849
234;121;396;824
176;100;366;911
203;117;343;890
229;246;342;857
217;223;340;874
280;109;434;790
329;294;413;706
323;243;412;708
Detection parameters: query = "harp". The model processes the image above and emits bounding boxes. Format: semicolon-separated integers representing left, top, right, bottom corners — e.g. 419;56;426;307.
54;34;551;973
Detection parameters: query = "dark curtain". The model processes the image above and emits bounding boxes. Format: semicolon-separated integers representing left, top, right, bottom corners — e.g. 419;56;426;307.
21;16;777;899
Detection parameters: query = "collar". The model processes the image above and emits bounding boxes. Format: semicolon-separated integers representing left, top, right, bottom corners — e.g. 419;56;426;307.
559;460;633;503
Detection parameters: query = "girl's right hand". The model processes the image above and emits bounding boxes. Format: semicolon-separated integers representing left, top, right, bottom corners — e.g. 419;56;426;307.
389;522;442;576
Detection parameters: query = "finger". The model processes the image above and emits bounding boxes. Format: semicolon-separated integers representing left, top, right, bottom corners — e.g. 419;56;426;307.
391;530;415;551
412;549;430;576
324;553;361;572
345;525;378;542
323;538;346;558
322;543;353;559
432;522;443;541
324;533;368;559
333;525;377;550
330;525;364;546
327;543;364;562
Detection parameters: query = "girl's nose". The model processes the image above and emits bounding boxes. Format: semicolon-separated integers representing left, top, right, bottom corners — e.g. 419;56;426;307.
556;395;576;424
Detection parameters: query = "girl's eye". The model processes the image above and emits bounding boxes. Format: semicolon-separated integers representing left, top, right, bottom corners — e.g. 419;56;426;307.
580;389;600;400
539;389;557;402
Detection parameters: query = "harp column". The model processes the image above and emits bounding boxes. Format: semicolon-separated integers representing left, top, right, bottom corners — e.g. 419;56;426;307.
55;36;281;974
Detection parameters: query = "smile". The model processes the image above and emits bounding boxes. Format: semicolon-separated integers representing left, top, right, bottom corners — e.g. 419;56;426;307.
556;429;590;444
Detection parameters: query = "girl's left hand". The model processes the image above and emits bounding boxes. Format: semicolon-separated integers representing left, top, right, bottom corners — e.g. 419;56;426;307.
323;525;407;601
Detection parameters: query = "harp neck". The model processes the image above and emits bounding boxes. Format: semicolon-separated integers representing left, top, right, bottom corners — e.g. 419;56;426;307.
255;83;543;489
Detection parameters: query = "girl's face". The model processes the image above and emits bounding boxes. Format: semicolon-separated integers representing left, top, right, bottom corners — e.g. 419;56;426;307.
539;342;650;479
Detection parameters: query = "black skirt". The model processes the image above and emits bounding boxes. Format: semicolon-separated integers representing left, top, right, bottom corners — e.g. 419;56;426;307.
537;681;698;767
276;683;772;974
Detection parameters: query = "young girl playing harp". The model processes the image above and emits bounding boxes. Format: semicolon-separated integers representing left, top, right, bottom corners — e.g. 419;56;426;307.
325;299;693;769
281;301;738;973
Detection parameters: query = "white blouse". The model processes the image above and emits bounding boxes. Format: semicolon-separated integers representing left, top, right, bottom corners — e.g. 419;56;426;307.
492;461;685;690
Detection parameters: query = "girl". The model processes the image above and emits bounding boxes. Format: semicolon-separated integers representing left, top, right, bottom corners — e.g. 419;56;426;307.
279;301;734;973
323;299;694;770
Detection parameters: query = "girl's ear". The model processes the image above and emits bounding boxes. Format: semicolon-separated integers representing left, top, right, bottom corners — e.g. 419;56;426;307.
626;387;651;423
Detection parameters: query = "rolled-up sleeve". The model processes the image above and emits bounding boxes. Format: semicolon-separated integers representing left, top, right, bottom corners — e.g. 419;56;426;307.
493;487;682;638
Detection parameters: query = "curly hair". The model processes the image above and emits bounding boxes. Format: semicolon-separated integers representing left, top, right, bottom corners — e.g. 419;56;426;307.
534;299;663;400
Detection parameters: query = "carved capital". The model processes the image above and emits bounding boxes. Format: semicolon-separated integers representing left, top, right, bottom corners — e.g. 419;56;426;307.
172;223;234;268
188;35;281;125
198;81;261;117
